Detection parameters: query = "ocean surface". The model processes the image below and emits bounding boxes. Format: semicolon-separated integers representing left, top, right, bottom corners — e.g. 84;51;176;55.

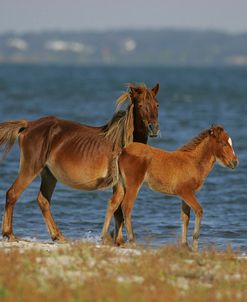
0;64;246;252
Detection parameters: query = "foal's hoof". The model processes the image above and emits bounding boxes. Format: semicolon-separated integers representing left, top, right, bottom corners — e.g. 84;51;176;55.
2;233;19;242
101;234;114;246
125;240;137;248
118;240;136;249
52;236;68;244
181;242;192;252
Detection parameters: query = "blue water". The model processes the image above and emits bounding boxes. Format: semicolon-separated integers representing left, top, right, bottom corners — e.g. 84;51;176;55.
0;64;246;252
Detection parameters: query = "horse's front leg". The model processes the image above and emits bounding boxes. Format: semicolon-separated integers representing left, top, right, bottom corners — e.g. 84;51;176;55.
2;171;38;241
181;200;191;249
101;183;124;244
179;192;203;252
113;206;125;245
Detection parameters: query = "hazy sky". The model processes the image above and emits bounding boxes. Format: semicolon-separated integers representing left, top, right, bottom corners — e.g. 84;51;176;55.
1;0;247;33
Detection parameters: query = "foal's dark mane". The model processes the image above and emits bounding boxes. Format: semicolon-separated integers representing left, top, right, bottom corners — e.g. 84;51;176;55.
178;128;211;152
178;125;224;152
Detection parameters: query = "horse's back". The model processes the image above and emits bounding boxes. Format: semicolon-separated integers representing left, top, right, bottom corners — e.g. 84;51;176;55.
18;116;116;190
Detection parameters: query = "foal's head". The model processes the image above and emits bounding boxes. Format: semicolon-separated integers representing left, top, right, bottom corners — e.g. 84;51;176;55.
129;84;160;137
209;125;239;169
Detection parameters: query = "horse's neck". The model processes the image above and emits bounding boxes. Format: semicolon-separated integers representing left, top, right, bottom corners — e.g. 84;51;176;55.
133;128;148;144
133;113;148;144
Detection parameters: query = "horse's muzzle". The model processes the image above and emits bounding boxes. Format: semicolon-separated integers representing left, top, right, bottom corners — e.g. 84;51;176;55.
228;159;239;169
148;123;160;137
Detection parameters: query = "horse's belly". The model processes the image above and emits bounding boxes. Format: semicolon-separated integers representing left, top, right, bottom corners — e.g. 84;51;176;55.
47;158;111;191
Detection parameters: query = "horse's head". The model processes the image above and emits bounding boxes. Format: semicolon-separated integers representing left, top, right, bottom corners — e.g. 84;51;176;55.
209;125;239;169
129;83;160;137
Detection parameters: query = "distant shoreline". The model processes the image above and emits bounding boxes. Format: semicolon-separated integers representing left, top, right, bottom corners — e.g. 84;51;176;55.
1;29;247;66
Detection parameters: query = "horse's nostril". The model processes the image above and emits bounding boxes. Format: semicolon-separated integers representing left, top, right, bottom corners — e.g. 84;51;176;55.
148;123;160;137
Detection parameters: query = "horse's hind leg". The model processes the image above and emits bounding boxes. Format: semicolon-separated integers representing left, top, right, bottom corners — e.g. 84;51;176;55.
181;200;191;248
2;171;38;241
37;167;65;242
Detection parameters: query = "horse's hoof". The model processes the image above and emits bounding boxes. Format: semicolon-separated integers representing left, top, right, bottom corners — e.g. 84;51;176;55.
115;237;126;247
110;229;114;239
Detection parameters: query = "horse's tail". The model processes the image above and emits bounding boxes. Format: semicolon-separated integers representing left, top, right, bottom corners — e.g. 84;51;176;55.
0;120;28;159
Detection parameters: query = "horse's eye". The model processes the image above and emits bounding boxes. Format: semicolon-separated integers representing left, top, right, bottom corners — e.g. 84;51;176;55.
223;143;227;147
156;103;159;108
138;104;143;108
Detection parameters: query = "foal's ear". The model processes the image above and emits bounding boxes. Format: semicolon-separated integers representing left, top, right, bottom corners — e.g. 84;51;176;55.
209;125;223;138
209;128;215;137
209;125;217;137
151;83;160;96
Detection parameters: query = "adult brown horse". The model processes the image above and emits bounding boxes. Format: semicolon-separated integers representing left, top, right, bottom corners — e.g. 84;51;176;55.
101;125;238;251
0;83;160;242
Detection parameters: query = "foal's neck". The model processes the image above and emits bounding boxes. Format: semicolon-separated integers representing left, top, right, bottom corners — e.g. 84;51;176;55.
192;138;216;176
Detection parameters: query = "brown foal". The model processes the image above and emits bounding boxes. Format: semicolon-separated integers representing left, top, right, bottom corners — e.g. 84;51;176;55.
101;125;239;251
0;83;160;242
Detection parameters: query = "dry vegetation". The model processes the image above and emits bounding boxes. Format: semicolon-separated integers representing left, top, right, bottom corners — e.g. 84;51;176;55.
0;240;246;302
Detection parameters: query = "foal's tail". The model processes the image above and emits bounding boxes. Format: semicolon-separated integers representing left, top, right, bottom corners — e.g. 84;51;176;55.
0;120;28;159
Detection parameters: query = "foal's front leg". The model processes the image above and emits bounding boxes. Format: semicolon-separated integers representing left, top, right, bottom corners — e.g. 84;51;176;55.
121;186;141;244
179;192;203;252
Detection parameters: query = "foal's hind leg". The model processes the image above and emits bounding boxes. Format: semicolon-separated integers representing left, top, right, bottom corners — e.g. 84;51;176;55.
37;168;65;242
2;171;38;241
179;192;203;252
181;200;191;248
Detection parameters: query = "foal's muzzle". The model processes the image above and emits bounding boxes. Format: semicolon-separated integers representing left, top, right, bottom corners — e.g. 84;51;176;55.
228;159;239;169
148;123;160;137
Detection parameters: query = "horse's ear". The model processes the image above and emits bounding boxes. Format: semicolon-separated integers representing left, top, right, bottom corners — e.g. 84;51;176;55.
151;83;160;96
129;85;143;95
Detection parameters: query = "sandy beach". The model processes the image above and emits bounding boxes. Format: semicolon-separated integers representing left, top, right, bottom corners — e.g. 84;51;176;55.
0;239;246;302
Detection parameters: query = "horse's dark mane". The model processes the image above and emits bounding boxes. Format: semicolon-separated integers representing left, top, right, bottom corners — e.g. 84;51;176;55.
102;83;157;152
102;104;134;153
